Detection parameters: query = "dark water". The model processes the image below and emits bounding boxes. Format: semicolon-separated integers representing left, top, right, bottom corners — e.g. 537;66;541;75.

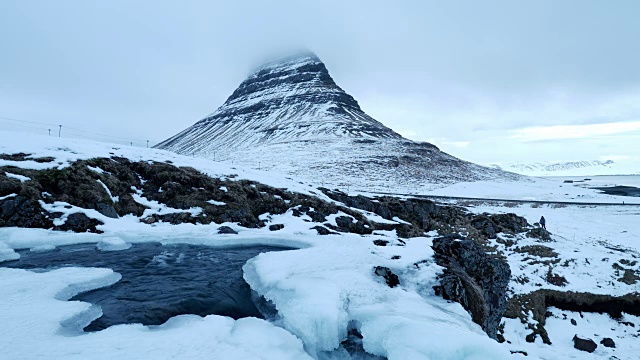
592;185;640;197
2;242;290;331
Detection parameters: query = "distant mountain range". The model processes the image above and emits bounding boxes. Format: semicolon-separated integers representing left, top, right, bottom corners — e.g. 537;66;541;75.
156;51;520;192
491;159;638;176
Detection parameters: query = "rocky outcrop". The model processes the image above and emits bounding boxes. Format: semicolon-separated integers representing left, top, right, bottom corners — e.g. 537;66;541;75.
505;289;640;344
3;157;505;239
322;189;532;242
431;235;511;339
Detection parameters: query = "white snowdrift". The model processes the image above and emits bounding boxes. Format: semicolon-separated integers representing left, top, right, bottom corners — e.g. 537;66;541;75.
0;267;312;360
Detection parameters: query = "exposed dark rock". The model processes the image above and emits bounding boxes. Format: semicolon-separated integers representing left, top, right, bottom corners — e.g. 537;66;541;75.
572;335;597;353
55;213;104;233
571;318;577;326
217;226;238;234
600;337;615;348
373;266;399;288
321;188;530;242
268;224;284;231
470;213;529;239
327;215;372;235
526;228;552;242
373;239;389;246
545;267;568;286
391;255;401;260
515;245;558;258
0;195;53;229
431;236;511;339
311;225;337;235
506;290;640;344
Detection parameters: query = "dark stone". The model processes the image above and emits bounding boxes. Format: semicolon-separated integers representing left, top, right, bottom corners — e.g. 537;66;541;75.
571;318;577;326
600;337;615;348
527;228;552;242
391;255;401;260
432;236;511;339
268;224;284;231
373;239;389;246
330;215;372;235
56;213;104;233
217;226;238;234
311;225;337;235
573;335;597;353
373;266;399;288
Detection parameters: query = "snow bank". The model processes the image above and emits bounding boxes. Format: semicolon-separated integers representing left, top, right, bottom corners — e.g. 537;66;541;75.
244;235;511;359
0;267;312;360
96;237;131;251
0;241;20;263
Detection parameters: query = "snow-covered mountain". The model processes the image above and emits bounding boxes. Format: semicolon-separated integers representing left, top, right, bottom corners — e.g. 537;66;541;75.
492;159;639;176
156;51;520;192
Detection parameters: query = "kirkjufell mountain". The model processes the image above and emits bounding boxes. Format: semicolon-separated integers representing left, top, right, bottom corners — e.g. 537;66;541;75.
156;51;520;192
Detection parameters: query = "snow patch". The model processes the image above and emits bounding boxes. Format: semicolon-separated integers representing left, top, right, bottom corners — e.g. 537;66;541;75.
5;172;31;182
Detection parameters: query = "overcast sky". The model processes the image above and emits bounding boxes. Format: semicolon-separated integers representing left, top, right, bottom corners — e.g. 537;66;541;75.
1;0;639;166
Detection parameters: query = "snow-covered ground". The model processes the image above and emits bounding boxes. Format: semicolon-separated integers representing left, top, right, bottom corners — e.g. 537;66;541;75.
1;130;638;359
490;159;639;177
413;176;640;204
0;131;511;359
455;200;639;359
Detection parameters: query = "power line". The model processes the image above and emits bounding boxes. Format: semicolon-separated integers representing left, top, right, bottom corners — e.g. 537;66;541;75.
0;114;150;144
0;116;58;127
0;119;51;131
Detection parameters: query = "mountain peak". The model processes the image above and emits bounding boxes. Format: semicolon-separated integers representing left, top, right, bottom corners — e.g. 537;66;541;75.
156;52;519;190
250;50;322;75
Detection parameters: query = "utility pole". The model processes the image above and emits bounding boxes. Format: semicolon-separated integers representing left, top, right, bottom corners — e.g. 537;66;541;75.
130;142;133;146
146;140;149;148
48;129;51;136
58;125;62;137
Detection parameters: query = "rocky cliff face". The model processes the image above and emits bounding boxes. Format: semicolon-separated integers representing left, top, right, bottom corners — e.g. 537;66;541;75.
156;52;521;191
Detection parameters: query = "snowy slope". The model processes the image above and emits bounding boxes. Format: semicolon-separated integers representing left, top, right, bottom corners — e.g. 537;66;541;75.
156;51;521;192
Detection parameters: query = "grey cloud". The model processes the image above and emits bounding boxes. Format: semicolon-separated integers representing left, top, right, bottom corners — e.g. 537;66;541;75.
0;0;638;162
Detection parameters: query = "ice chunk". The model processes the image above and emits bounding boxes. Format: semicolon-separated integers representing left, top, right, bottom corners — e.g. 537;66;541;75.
96;237;131;251
0;242;20;263
30;245;56;253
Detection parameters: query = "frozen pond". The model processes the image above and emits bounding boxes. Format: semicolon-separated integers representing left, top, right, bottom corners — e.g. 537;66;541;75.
2;242;291;331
